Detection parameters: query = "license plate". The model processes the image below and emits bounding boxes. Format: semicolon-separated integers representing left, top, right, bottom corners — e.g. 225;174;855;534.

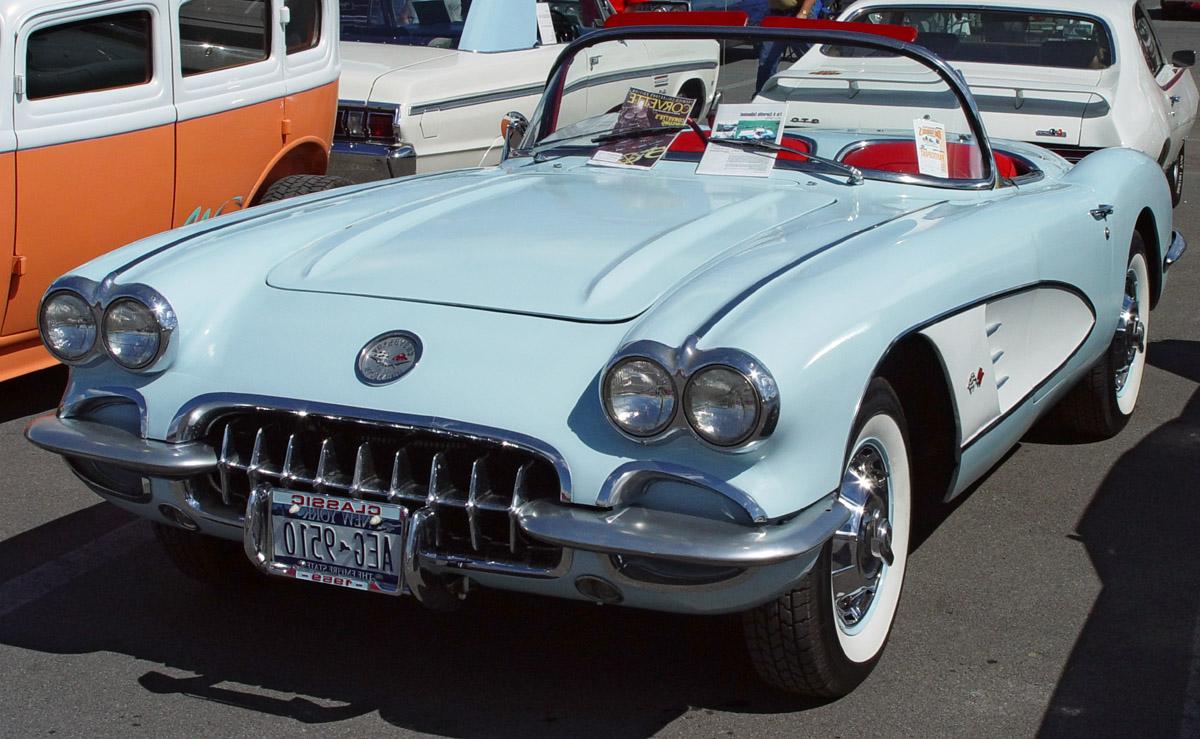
268;489;406;595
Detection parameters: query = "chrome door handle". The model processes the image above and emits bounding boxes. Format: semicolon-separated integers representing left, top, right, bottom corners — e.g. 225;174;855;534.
1090;204;1115;220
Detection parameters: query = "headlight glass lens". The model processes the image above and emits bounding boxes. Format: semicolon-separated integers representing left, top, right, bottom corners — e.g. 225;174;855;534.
605;358;676;437
103;299;162;369
684;366;761;446
40;292;97;361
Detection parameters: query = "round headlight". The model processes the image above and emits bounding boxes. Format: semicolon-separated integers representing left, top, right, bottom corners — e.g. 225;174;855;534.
684;365;761;447
39;291;97;362
103;298;163;369
603;358;676;437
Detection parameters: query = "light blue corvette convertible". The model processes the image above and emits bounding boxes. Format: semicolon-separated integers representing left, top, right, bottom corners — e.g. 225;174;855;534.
25;15;1187;697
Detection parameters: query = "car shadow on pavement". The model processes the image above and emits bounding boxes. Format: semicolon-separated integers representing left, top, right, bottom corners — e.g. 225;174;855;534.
1038;339;1200;737
0;522;828;734
0;365;66;425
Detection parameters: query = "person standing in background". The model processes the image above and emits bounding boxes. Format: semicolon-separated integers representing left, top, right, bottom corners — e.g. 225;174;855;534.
755;0;823;94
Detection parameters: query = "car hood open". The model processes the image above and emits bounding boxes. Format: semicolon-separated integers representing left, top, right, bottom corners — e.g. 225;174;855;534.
265;168;844;322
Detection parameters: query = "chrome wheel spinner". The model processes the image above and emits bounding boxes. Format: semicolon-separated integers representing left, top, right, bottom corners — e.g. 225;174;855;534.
832;441;894;629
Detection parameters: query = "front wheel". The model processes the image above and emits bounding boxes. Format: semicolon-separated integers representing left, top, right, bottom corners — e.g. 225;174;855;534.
743;378;912;697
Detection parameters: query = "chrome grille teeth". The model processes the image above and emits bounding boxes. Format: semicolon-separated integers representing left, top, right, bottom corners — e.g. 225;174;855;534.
281;434;303;489
217;424;235;506
207;414;558;565
314;438;339;494
247;427;268;489
428;452;450;547
388;448;424;505
510;462;531;554
467;457;489;552
349;442;376;499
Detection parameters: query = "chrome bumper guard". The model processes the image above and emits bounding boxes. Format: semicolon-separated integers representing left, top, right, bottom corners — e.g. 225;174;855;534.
25;414;216;478
1165;230;1187;271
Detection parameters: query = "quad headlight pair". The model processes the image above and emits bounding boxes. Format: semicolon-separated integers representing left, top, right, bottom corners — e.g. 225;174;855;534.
602;343;779;450
39;285;175;371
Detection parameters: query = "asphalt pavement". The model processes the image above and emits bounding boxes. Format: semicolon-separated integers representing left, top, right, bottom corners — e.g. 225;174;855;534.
3;11;1200;739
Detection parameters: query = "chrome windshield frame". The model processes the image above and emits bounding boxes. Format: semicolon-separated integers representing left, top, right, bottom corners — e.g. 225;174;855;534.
525;24;999;191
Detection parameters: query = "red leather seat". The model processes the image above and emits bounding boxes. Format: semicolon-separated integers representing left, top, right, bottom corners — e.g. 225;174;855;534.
840;141;1021;179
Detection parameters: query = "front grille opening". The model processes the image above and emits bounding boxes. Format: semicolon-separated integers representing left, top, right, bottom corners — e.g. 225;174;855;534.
190;410;564;570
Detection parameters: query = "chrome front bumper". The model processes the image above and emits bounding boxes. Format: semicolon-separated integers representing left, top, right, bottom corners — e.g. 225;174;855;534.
27;411;846;613
328;141;417;182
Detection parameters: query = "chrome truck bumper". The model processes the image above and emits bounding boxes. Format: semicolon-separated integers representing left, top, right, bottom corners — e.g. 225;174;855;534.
327;141;417;183
27;411;847;614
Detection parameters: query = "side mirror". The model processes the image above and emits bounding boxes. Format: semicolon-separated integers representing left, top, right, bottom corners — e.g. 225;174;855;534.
1173;49;1196;68
500;111;529;161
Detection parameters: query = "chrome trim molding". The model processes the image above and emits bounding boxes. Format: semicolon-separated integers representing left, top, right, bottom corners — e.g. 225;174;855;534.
561;60;719;97
25;414;217;478
1165;229;1188;270
595;460;770;523
517;491;848;567
600;338;780;453
409;83;547;117
165;393;574;503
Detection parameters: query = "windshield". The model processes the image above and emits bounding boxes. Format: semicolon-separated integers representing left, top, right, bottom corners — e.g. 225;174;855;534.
844;7;1114;70
525;26;1007;188
339;0;610;49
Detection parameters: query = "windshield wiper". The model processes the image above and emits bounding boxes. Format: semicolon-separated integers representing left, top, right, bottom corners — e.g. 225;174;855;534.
711;138;864;186
590;125;685;144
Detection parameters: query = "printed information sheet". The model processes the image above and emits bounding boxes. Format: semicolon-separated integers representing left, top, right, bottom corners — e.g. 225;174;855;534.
914;118;949;178
696;104;786;177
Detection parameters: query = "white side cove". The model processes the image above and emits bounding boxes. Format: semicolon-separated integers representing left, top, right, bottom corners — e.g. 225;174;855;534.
920;287;1095;447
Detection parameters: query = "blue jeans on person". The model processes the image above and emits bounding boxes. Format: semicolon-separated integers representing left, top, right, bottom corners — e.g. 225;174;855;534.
755;3;826;94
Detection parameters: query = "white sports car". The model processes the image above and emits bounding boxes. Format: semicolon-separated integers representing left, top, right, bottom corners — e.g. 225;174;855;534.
762;0;1198;205
330;0;719;179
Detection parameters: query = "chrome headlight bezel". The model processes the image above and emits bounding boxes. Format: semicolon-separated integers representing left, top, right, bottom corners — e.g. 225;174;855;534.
37;278;176;373
601;356;678;438
101;294;174;370
37;288;98;364
599;340;780;453
683;363;764;448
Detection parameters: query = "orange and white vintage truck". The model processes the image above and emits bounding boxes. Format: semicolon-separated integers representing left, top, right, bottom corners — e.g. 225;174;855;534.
0;0;341;381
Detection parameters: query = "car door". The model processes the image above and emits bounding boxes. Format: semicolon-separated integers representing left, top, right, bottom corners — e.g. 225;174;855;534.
0;19;14;338
171;0;285;225
280;0;338;150
5;3;174;338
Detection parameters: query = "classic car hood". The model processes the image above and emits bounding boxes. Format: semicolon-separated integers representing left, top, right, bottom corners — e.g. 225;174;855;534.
266;169;843;322
338;42;458;102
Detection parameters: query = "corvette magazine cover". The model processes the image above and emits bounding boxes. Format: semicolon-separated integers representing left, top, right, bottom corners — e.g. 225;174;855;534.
588;88;695;169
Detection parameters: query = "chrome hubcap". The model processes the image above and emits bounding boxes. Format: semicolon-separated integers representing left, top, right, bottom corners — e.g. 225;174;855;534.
1113;267;1145;392
832;441;893;629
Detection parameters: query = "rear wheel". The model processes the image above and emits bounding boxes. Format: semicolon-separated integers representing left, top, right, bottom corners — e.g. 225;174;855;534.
1049;234;1150;439
257;174;351;204
153;523;258;586
743;378;911;697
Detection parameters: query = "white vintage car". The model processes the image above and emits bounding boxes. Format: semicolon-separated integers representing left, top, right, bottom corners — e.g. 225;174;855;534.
329;0;720;179
762;0;1198;205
